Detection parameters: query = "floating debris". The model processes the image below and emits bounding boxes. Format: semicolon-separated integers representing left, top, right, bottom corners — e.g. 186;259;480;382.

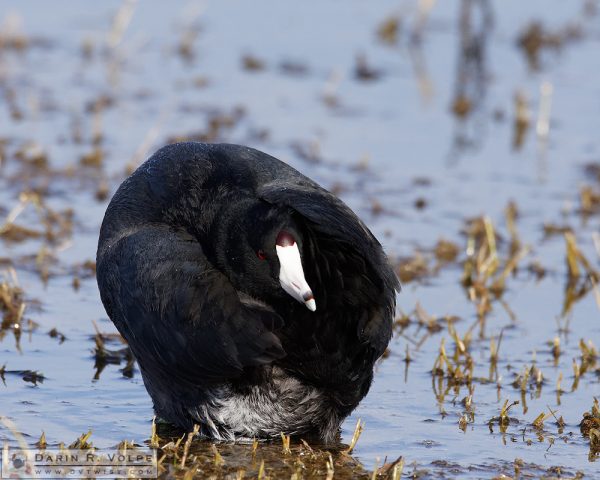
0;366;45;386
377;16;401;45
48;327;66;343
241;54;266;71
451;95;472;118
167;107;246;145
79;148;104;168
396;252;429;283
543;223;572;238
0;191;73;248
354;54;382;81
434;238;460;265
279;60;309;77
290;140;321;164
517;21;583;70
579;185;600;216
414;197;427;210
580;398;600;455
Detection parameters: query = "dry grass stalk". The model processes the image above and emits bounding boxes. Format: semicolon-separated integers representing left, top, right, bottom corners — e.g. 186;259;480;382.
257;459;265;479
211;444;224;467
532;409;553;429
536;81;553;140
343;418;364;455
180;424;200;468
107;0;137;50
150;416;160;448
325;453;334;480
513;91;530;149
580;398;600;452
280;432;291;455
0;268;26;330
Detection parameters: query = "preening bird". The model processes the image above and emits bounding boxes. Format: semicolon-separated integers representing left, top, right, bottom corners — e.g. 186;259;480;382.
96;142;399;442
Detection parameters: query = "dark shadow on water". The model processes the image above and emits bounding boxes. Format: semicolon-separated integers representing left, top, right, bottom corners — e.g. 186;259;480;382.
448;0;494;164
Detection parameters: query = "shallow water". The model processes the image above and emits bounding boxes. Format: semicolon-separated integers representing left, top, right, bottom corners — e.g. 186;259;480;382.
1;1;599;477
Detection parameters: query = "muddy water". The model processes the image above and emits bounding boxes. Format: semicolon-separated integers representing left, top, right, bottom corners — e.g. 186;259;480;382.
1;1;599;477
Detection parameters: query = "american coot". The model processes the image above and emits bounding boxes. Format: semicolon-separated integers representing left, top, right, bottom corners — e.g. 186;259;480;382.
96;142;399;443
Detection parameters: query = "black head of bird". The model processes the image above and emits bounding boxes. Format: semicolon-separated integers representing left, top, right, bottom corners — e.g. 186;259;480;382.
212;202;315;312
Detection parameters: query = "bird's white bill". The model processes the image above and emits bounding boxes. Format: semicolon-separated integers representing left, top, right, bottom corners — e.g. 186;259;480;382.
276;242;316;311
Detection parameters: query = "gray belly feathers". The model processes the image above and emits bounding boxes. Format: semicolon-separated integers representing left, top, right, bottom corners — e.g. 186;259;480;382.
189;368;340;443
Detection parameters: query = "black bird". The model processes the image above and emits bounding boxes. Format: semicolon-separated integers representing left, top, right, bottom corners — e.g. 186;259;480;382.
96;142;399;442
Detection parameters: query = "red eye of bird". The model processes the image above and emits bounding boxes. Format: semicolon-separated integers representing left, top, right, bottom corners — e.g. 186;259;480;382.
257;249;266;260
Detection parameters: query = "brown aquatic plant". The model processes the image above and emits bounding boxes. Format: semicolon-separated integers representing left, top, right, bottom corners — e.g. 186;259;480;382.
562;232;600;315
517;21;583;70
241;54;266;71
460;211;529;337
580;398;600;454
489;399;519;434
396;251;429;284
0;269;25;331
343;418;364;455
512;91;530;149
377;16;401;45
532;407;555;430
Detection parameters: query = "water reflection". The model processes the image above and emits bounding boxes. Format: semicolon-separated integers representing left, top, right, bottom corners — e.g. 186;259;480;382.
448;0;494;162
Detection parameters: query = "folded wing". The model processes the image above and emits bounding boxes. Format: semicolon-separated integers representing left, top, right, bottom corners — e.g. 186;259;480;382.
258;181;399;358
97;225;285;385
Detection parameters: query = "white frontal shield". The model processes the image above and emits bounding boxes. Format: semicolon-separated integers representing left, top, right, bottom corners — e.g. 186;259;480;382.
276;242;316;312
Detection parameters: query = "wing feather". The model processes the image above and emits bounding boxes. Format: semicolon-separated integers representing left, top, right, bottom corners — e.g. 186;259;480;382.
96;225;285;385
259;182;399;358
